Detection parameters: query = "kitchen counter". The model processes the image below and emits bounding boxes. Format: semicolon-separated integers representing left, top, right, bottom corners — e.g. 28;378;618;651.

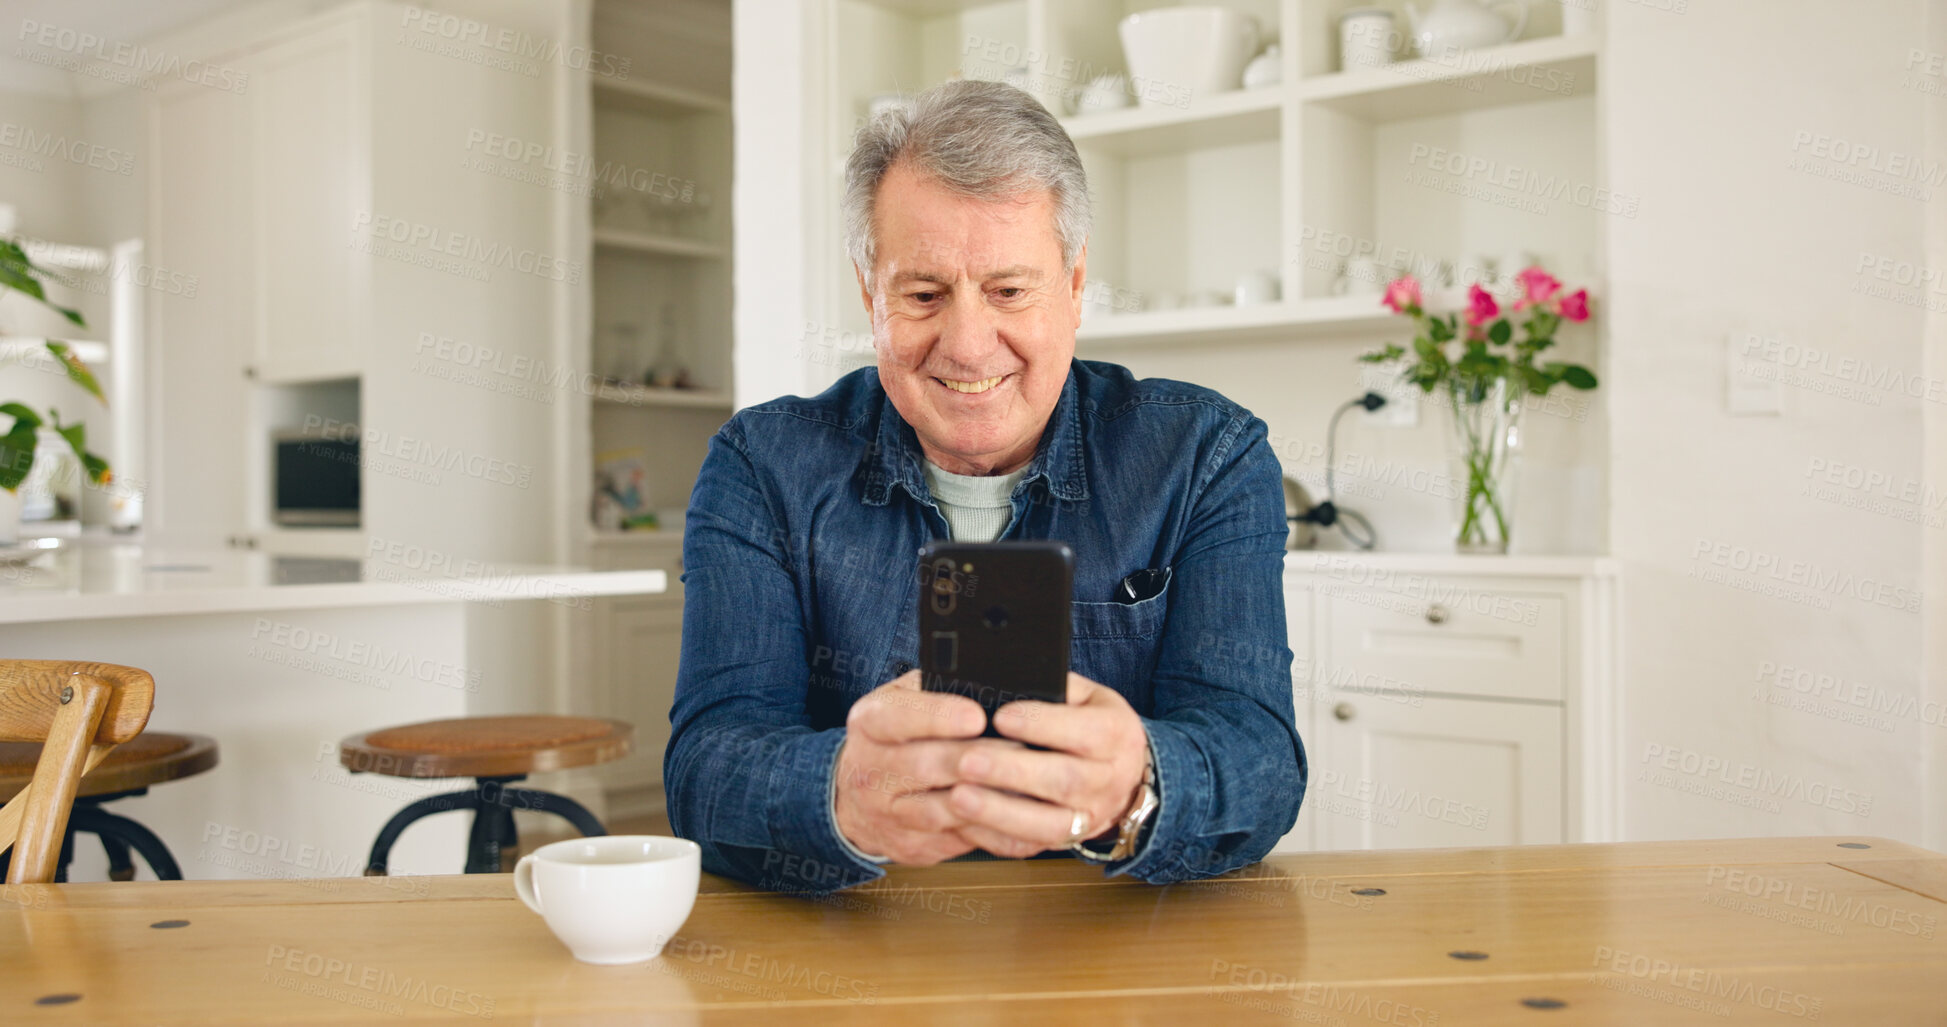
0;538;665;624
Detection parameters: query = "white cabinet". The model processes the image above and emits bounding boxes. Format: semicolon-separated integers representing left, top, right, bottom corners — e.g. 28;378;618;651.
1278;554;1614;853
248;19;360;381
1311;693;1562;850
585;536;685;820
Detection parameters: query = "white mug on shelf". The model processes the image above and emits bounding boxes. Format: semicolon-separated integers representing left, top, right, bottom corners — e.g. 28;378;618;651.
1560;0;1597;35
514;836;700;965
1234;269;1281;306
1340;8;1398;71
1333;256;1386;296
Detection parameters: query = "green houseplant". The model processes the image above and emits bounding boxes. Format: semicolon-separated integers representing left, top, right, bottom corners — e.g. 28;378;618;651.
1360;267;1596;553
0;238;111;540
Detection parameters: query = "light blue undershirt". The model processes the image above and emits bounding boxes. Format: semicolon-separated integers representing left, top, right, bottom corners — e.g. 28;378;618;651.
831;460;1028;863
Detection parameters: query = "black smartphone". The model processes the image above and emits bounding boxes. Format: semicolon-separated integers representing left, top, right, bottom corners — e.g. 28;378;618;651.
917;540;1073;737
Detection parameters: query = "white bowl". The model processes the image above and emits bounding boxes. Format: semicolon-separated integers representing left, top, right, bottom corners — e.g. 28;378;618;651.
1118;6;1261;109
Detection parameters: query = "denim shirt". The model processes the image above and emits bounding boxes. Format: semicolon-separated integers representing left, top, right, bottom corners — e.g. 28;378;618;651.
665;358;1305;893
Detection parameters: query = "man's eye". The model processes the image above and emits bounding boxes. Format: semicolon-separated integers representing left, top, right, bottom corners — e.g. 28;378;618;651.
910;291;940;304
995;287;1024;299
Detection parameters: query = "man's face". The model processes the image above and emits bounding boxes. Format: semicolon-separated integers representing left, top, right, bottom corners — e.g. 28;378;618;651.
858;163;1085;476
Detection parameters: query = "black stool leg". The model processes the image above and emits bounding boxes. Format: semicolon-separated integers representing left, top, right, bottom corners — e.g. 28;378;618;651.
363;789;484;876
501;788;608;838
465;776;527;874
69;806;183;881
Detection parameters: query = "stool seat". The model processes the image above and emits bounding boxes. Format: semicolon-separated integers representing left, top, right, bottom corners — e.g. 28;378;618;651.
340;715;632;779
0;732;219;802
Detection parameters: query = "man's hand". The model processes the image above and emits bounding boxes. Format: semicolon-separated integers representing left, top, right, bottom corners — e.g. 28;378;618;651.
947;672;1150;859
834;670;986;865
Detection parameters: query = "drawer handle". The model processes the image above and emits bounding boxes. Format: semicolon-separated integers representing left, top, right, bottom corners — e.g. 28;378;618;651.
1425;603;1449;625
1333;702;1356;722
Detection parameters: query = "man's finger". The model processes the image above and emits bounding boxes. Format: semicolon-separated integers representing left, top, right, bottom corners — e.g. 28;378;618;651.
953;823;1046;860
991;686;1124;758
850;677;985;743
846;740;980;796
956;742;1106;809
948;783;1079;849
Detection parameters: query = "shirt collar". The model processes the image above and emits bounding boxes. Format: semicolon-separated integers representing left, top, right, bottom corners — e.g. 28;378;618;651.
860;361;1088;507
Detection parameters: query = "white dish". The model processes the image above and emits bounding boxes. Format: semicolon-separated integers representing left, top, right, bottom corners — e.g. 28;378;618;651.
1118;6;1260;109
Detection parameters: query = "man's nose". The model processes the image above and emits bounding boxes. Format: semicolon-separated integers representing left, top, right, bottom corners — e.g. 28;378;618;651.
934;290;1001;366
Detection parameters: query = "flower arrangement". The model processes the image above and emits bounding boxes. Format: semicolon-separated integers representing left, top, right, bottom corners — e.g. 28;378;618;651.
1360;267;1596;399
1359;266;1597;553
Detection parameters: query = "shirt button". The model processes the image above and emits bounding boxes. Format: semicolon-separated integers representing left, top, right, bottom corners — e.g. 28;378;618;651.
891;660;914;675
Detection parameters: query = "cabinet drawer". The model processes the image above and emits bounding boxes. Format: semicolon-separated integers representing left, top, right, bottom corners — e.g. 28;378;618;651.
1317;579;1564;703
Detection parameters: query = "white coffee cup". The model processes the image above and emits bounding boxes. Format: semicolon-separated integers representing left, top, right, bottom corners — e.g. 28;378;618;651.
1340;8;1397;71
514;835;700;965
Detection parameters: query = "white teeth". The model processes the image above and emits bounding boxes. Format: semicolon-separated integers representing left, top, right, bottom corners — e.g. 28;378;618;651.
938;375;1004;394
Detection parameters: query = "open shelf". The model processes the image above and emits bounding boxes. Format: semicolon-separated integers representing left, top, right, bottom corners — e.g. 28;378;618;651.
1077;296;1403;349
592;76;730;117
1299;34;1598;122
1062;87;1285;158
593;227;726;259
593;383;734;409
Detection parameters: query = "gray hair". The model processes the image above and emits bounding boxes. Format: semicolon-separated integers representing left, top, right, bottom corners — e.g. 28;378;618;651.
843;79;1091;290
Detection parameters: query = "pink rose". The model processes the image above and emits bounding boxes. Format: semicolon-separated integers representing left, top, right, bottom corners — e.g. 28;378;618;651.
1382;276;1422;314
1558;288;1590;322
1513;266;1561;309
1465;283;1499;326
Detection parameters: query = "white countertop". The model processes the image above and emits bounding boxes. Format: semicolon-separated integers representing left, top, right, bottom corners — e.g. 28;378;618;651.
0;539;666;624
1284;549;1618;578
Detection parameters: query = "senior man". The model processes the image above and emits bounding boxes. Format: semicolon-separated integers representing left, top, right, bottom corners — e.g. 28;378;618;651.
666;80;1303;893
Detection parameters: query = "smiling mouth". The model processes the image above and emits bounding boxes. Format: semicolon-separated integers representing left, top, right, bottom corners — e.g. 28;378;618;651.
934;374;1007;395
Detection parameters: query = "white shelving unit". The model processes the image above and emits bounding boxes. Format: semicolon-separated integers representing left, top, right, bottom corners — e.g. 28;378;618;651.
803;0;1602;367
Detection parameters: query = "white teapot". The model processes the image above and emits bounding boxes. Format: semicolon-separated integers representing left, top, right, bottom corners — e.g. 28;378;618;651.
1405;0;1527;58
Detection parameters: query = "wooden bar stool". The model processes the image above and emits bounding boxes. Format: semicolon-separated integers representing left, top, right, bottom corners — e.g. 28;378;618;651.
339;715;633;875
0;732;217;882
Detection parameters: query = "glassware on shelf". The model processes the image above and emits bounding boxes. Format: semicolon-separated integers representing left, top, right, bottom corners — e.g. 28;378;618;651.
601;323;641;386
645;303;685;388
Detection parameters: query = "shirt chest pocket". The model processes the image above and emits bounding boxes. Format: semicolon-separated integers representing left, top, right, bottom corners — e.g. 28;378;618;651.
1070;586;1170;706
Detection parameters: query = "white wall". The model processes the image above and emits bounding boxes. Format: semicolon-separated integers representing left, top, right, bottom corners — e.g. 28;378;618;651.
1607;0;1937;848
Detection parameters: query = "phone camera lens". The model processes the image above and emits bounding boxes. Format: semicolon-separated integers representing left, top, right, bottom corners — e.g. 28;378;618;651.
983;605;1008;629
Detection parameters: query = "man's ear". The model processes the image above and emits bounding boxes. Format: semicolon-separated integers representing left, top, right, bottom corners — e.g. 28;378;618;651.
1068;240;1089;328
855;262;873;319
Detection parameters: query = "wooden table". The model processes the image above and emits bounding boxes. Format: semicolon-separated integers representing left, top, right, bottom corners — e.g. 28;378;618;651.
4;836;1944;1024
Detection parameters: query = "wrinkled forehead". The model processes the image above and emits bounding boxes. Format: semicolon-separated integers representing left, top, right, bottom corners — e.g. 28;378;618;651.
871;175;1063;280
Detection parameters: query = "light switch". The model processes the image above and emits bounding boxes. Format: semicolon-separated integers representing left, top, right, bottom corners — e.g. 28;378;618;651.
1725;331;1784;416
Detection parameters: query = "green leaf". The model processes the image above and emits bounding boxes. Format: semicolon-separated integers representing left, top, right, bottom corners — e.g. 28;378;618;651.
0;422;37;491
44;341;105;403
0;239;86;327
1562;365;1598;389
1428;317;1455;343
1487;319;1512;345
0;402;41;429
80;450;110;485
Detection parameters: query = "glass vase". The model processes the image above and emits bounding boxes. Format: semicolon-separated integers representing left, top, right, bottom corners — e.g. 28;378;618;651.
1444;377;1523;554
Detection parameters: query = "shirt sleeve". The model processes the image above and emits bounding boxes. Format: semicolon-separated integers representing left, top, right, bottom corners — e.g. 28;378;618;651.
1103;412;1307;883
663;423;887;893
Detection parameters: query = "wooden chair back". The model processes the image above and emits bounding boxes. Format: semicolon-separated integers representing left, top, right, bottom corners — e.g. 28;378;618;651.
0;660;154;883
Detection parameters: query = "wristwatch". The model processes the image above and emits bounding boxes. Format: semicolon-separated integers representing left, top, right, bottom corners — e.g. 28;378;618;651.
1071;748;1159;863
